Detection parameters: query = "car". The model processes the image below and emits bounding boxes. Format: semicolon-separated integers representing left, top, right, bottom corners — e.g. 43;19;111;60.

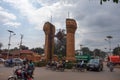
0;58;5;63
4;58;23;66
4;59;14;67
87;59;103;71
13;58;23;66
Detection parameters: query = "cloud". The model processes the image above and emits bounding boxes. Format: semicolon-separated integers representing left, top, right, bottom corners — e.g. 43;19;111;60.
3;22;21;28
1;0;120;50
2;0;78;30
0;6;21;27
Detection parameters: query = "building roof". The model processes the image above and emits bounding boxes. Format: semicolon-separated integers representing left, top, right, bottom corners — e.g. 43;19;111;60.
11;50;35;55
1;50;36;56
20;50;34;54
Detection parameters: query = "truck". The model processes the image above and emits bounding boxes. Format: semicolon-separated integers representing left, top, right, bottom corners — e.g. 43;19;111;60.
107;55;120;65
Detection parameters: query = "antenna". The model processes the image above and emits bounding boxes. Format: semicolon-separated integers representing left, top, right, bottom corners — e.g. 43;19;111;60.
68;11;69;18
20;34;23;47
51;15;52;23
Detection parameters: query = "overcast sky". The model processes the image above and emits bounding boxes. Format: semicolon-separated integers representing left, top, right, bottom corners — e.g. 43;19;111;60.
0;0;120;51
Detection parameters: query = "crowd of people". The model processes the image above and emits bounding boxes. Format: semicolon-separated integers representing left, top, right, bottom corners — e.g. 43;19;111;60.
46;60;87;72
46;60;66;71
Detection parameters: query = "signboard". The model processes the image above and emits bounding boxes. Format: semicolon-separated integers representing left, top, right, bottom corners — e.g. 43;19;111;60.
75;55;91;62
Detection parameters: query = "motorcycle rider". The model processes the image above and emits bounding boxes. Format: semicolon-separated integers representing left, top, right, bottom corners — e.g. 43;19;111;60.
108;62;114;72
80;60;84;67
27;60;35;78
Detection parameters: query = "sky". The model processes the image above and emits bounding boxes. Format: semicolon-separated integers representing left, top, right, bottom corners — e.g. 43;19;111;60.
0;0;120;51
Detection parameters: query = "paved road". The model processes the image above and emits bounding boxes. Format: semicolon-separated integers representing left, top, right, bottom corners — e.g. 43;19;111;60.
0;64;120;80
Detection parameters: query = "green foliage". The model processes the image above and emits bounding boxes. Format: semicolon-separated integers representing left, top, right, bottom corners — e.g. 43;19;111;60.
54;29;66;58
100;0;119;4
31;47;44;54
20;45;29;50
34;61;47;67
0;42;3;50
76;47;106;59
82;47;90;55
113;47;120;55
93;49;106;58
65;61;74;69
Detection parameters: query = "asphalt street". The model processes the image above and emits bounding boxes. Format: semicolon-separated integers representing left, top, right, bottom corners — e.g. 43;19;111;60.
0;63;120;80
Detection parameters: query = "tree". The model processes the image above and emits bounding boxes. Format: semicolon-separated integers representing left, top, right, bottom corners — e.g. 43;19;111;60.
0;42;3;50
100;0;119;4
20;45;29;50
0;42;3;54
11;47;19;51
93;49;106;58
100;51;106;58
54;29;66;59
31;47;44;54
113;47;120;55
93;49;101;57
81;47;91;55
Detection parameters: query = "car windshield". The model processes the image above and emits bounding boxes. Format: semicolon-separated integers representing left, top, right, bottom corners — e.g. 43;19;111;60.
89;59;99;64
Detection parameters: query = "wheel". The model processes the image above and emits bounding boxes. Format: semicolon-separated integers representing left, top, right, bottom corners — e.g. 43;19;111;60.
80;69;84;72
8;77;16;80
87;68;89;71
110;67;113;72
97;67;101;72
101;67;103;71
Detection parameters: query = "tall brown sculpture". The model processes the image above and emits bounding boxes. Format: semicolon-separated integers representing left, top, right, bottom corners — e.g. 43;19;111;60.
66;18;77;61
43;22;55;62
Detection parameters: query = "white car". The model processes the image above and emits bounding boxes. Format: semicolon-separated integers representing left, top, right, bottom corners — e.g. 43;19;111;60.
13;58;23;66
0;58;5;63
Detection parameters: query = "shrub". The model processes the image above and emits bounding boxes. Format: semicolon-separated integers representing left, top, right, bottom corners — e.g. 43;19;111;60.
34;61;47;67
65;61;74;69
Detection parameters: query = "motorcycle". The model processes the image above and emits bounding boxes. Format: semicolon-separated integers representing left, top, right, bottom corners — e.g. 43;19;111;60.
107;62;114;72
8;67;34;80
109;64;114;72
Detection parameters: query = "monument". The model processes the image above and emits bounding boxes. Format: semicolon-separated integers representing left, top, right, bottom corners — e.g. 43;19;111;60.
66;18;77;61
43;18;77;61
43;22;55;62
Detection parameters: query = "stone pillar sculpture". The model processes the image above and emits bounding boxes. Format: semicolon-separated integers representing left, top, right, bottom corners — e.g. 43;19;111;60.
66;18;77;61
43;22;55;62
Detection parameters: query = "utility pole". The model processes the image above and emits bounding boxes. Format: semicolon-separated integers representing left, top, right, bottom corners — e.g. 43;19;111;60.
105;36;113;55
19;34;23;58
7;30;15;59
118;44;120;55
68;12;70;18
51;16;52;23
80;44;83;55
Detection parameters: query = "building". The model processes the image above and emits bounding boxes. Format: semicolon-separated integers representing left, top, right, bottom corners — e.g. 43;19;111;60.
0;50;41;62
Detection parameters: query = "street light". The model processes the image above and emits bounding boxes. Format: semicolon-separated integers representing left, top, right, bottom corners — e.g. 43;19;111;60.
19;34;23;58
80;44;83;55
105;36;113;55
7;30;16;59
104;47;109;57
